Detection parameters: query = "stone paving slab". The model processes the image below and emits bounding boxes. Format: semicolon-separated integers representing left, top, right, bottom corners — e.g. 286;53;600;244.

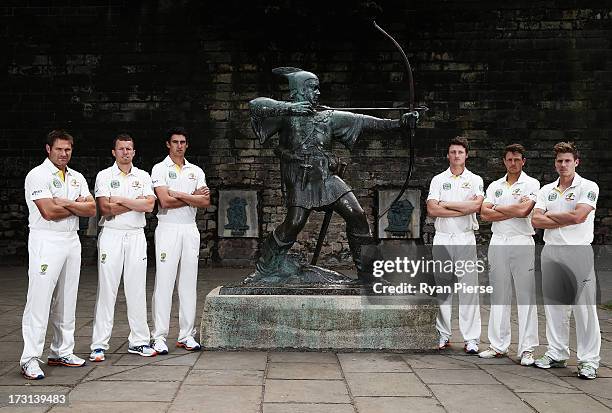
345;372;430;396
170;384;262;413
90;365;190;382
268;362;343;380
69;381;180;402
194;351;267;370
401;354;478;369
480;364;581;393
518;393;610;413
338;353;412;372
429;384;534;413
50;401;170;413
264;379;350;403
414;368;498;385
354;396;445;413
269;352;338;363
263;403;356;413
184;369;264;386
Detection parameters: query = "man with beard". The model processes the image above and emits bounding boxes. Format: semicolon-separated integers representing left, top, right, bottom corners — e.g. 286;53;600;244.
21;129;96;379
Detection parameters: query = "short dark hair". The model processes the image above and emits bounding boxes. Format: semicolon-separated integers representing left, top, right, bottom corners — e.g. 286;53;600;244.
46;129;74;147
165;126;189;143
448;136;469;152
553;141;579;160
503;143;525;159
113;132;134;149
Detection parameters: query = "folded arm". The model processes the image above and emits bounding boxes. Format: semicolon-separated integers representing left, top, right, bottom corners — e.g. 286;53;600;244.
169;187;210;208
426;199;465;217
439;196;484;215
545;203;593;226
110;195;155;213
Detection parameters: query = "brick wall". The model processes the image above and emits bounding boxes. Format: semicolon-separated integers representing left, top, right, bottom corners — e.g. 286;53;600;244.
1;1;611;265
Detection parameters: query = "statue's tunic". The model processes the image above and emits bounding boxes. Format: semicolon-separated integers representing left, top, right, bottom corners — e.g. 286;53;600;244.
252;109;365;209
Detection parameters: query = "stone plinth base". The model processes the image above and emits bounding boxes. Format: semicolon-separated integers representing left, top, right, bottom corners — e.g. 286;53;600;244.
200;286;438;351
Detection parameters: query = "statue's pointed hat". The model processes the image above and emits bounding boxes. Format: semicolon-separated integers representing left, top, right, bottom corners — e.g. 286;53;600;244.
272;67;317;92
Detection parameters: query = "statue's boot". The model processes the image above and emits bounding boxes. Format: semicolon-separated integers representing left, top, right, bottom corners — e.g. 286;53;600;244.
243;232;298;284
347;233;383;285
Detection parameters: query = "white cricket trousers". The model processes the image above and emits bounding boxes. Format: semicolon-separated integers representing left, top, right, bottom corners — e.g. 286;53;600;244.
541;245;600;368
91;227;150;350
487;234;538;355
152;222;200;342
21;230;81;365
433;231;481;342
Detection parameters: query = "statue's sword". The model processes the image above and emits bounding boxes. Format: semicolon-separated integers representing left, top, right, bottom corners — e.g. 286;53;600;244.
310;161;347;265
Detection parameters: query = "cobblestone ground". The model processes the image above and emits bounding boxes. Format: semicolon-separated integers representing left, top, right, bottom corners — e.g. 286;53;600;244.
0;266;610;412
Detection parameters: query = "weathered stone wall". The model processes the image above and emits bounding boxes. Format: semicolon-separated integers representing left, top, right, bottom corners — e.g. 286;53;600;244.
1;1;611;265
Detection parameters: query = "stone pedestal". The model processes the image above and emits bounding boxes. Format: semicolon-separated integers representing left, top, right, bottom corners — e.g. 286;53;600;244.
200;286;438;351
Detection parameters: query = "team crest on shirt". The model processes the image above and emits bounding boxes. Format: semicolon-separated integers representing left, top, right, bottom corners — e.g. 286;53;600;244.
548;191;558;201
442;183;451;190
131;180;142;189
40;264;48;275
461;182;472;189
188;172;196;180
110;180;120;189
160;252;167;262
169;171;177;179
587;191;597;202
565;192;575;201
52;178;62;188
495;189;503;198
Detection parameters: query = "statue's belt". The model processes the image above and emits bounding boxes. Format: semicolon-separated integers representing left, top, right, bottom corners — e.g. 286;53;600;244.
275;148;340;173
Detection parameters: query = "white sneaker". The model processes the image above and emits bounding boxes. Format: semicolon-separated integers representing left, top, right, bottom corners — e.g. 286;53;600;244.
47;354;86;367
21;358;45;380
176;337;201;351
464;340;479;354
578;363;597;380
89;348;105;362
479;347;506;359
438;336;450;350
128;344;157;357
153;339;169;355
520;351;535;366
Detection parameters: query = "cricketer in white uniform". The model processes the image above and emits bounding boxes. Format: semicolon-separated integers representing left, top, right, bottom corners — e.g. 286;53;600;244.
21;130;96;380
478;144;540;366
89;134;157;362
532;142;601;380
426;136;484;354
150;127;210;354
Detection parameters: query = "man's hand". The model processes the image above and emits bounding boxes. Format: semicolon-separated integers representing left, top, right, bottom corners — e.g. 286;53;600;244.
288;101;314;116
53;197;73;208
193;186;210;196
109;196;127;205
168;189;184;199
401;111;420;129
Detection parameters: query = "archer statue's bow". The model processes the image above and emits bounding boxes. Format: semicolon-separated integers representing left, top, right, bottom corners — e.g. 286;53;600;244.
373;20;425;219
311;21;426;265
